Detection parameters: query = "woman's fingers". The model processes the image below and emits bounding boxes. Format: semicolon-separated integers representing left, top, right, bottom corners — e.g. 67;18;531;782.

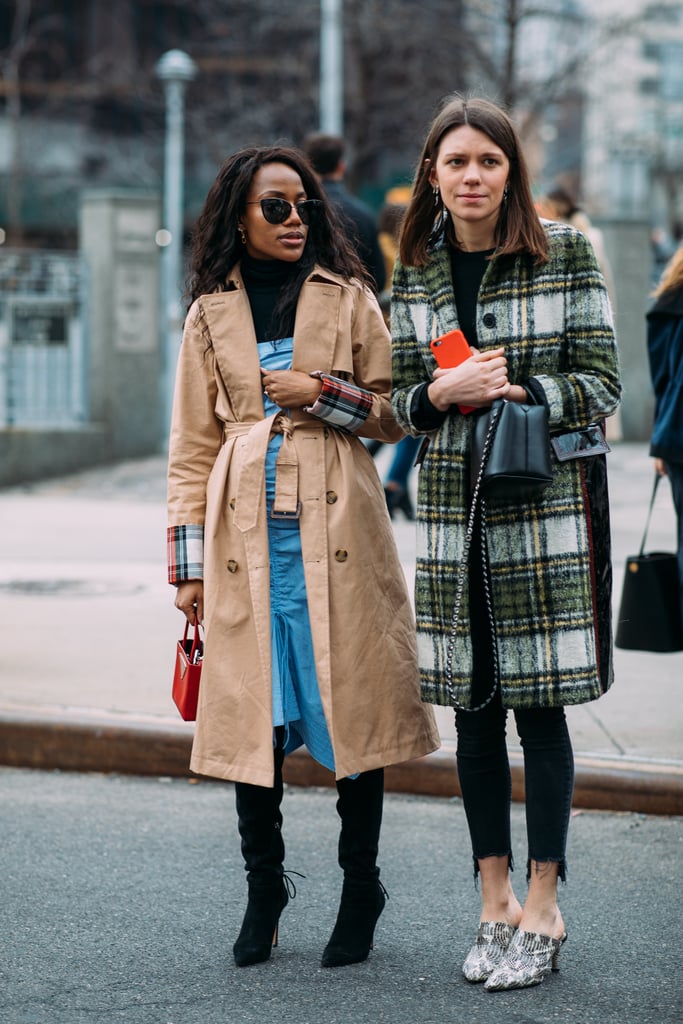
175;582;204;624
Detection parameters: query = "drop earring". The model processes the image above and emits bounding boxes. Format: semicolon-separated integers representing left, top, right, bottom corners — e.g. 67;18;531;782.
503;184;510;203
433;184;440;206
238;225;247;244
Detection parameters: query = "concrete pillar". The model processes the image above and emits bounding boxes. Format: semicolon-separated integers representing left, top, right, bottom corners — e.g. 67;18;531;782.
79;190;162;458
598;219;654;443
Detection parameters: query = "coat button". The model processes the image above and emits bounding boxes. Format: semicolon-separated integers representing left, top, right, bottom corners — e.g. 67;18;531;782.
334;549;348;562
324;428;330;438
226;560;238;573
326;490;338;504
482;313;496;328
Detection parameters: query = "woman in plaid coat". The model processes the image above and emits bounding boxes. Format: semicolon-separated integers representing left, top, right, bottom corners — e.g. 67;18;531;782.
390;97;621;991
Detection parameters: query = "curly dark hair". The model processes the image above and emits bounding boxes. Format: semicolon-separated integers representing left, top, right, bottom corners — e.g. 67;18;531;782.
187;145;371;331
399;95;548;267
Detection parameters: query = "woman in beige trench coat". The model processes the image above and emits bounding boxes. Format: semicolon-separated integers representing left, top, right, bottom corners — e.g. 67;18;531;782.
167;146;439;970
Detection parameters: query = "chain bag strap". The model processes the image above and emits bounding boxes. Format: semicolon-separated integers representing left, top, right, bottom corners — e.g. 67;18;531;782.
445;405;502;712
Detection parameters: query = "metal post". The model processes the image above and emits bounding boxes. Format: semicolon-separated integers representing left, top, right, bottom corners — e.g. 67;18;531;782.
155;49;197;449
320;0;343;134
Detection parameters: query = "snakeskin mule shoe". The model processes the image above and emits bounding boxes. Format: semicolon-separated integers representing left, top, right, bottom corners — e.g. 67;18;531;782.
462;921;518;983
484;928;567;990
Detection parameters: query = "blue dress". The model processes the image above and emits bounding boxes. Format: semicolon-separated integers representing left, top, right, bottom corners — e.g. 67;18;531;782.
260;338;336;772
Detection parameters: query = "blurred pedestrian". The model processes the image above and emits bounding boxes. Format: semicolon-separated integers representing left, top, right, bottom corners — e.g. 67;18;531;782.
539;185;616;311
647;241;683;613
303;132;386;292
167;145;439;970
391;95;621;991
377;186;413;317
370;186;421;518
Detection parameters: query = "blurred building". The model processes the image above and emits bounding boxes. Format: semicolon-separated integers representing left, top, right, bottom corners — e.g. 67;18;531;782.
464;0;587;197
0;0;321;248
582;0;683;232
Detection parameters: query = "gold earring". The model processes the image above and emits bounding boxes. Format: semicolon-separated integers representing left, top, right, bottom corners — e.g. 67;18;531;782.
238;225;247;244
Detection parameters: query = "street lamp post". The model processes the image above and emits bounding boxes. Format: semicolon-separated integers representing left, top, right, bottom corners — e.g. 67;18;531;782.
320;0;343;133
155;48;197;449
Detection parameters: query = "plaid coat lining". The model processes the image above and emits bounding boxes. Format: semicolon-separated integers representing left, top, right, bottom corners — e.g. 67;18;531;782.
391;221;622;709
306;372;374;433
168;523;204;585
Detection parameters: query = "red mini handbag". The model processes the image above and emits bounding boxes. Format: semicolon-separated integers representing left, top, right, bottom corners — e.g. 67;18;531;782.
172;619;203;721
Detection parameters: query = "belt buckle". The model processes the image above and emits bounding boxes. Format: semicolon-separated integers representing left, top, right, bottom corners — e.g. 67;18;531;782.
270;502;302;520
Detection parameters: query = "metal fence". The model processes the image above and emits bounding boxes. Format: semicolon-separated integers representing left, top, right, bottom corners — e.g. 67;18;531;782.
0;250;88;428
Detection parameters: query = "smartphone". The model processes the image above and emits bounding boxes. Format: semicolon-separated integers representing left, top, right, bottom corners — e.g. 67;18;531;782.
429;329;475;414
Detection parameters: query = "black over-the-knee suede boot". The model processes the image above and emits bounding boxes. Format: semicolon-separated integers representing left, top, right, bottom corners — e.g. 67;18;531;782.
321;768;387;967
232;742;289;967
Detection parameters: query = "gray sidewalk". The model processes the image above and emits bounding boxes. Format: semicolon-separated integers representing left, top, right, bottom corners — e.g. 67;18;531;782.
0;442;681;813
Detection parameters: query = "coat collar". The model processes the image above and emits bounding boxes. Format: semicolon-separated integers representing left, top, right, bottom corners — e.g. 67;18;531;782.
196;263;347;419
418;244;459;338
648;286;683;319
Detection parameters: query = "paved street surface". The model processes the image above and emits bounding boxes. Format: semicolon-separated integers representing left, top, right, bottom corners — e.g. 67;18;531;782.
1;767;680;1024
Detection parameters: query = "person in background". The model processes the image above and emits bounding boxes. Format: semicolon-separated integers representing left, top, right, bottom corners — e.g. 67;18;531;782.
303;132;386;293
647;241;683;614
167;145;439;970
377;187;413;315
391;95;621;991
366;185;422;519
539;185;616;311
538;185;621;442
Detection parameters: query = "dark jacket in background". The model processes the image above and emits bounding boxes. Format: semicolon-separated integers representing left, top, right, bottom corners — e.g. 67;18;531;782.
321;180;386;292
647;286;683;465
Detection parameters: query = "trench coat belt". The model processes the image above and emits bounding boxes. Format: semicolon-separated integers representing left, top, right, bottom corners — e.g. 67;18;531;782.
224;413;300;533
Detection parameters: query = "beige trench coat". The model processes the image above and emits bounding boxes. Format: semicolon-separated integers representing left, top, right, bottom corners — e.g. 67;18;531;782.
168;265;439;786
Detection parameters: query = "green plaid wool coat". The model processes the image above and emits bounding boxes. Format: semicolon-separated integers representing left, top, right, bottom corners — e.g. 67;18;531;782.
391;221;622;709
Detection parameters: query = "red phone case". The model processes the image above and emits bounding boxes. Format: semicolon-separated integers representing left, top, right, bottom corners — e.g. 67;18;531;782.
429;329;475;414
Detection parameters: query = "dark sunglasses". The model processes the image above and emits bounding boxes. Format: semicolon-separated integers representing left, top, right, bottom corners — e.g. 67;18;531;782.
245;197;323;226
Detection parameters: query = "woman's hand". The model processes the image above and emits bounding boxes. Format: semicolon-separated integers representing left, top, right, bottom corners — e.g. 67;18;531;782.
428;346;510;411
175;580;204;625
260;368;323;409
654;457;667;477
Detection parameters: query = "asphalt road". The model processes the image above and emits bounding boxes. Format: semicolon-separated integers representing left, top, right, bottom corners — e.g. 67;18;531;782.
1;767;679;1024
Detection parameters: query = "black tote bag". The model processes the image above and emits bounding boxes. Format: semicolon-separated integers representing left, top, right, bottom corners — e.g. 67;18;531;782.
615;474;683;653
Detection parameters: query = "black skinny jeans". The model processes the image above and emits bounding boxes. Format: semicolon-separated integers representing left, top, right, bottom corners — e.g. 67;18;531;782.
454;515;575;882
455;690;574;881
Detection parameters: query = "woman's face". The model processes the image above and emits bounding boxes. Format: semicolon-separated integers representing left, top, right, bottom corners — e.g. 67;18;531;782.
239;162;310;262
429;124;510;244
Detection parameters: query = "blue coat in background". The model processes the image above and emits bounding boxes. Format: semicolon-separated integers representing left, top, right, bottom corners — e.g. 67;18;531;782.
647;286;683;465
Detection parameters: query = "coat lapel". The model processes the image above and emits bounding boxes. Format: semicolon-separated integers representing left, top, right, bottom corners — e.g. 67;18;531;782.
423;246;459;339
292;273;345;373
199;284;265;421
200;267;347;419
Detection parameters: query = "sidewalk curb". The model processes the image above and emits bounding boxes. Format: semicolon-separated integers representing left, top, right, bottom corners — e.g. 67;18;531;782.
1;707;681;816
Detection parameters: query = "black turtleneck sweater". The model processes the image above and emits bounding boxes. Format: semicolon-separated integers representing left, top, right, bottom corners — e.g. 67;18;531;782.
240;253;298;342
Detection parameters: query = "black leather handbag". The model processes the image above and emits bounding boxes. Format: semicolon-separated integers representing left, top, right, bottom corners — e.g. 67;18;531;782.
471;398;553;499
615;474;683;653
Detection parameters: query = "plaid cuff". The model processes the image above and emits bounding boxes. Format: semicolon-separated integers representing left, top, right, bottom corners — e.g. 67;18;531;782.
167;524;204;584
304;372;373;434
